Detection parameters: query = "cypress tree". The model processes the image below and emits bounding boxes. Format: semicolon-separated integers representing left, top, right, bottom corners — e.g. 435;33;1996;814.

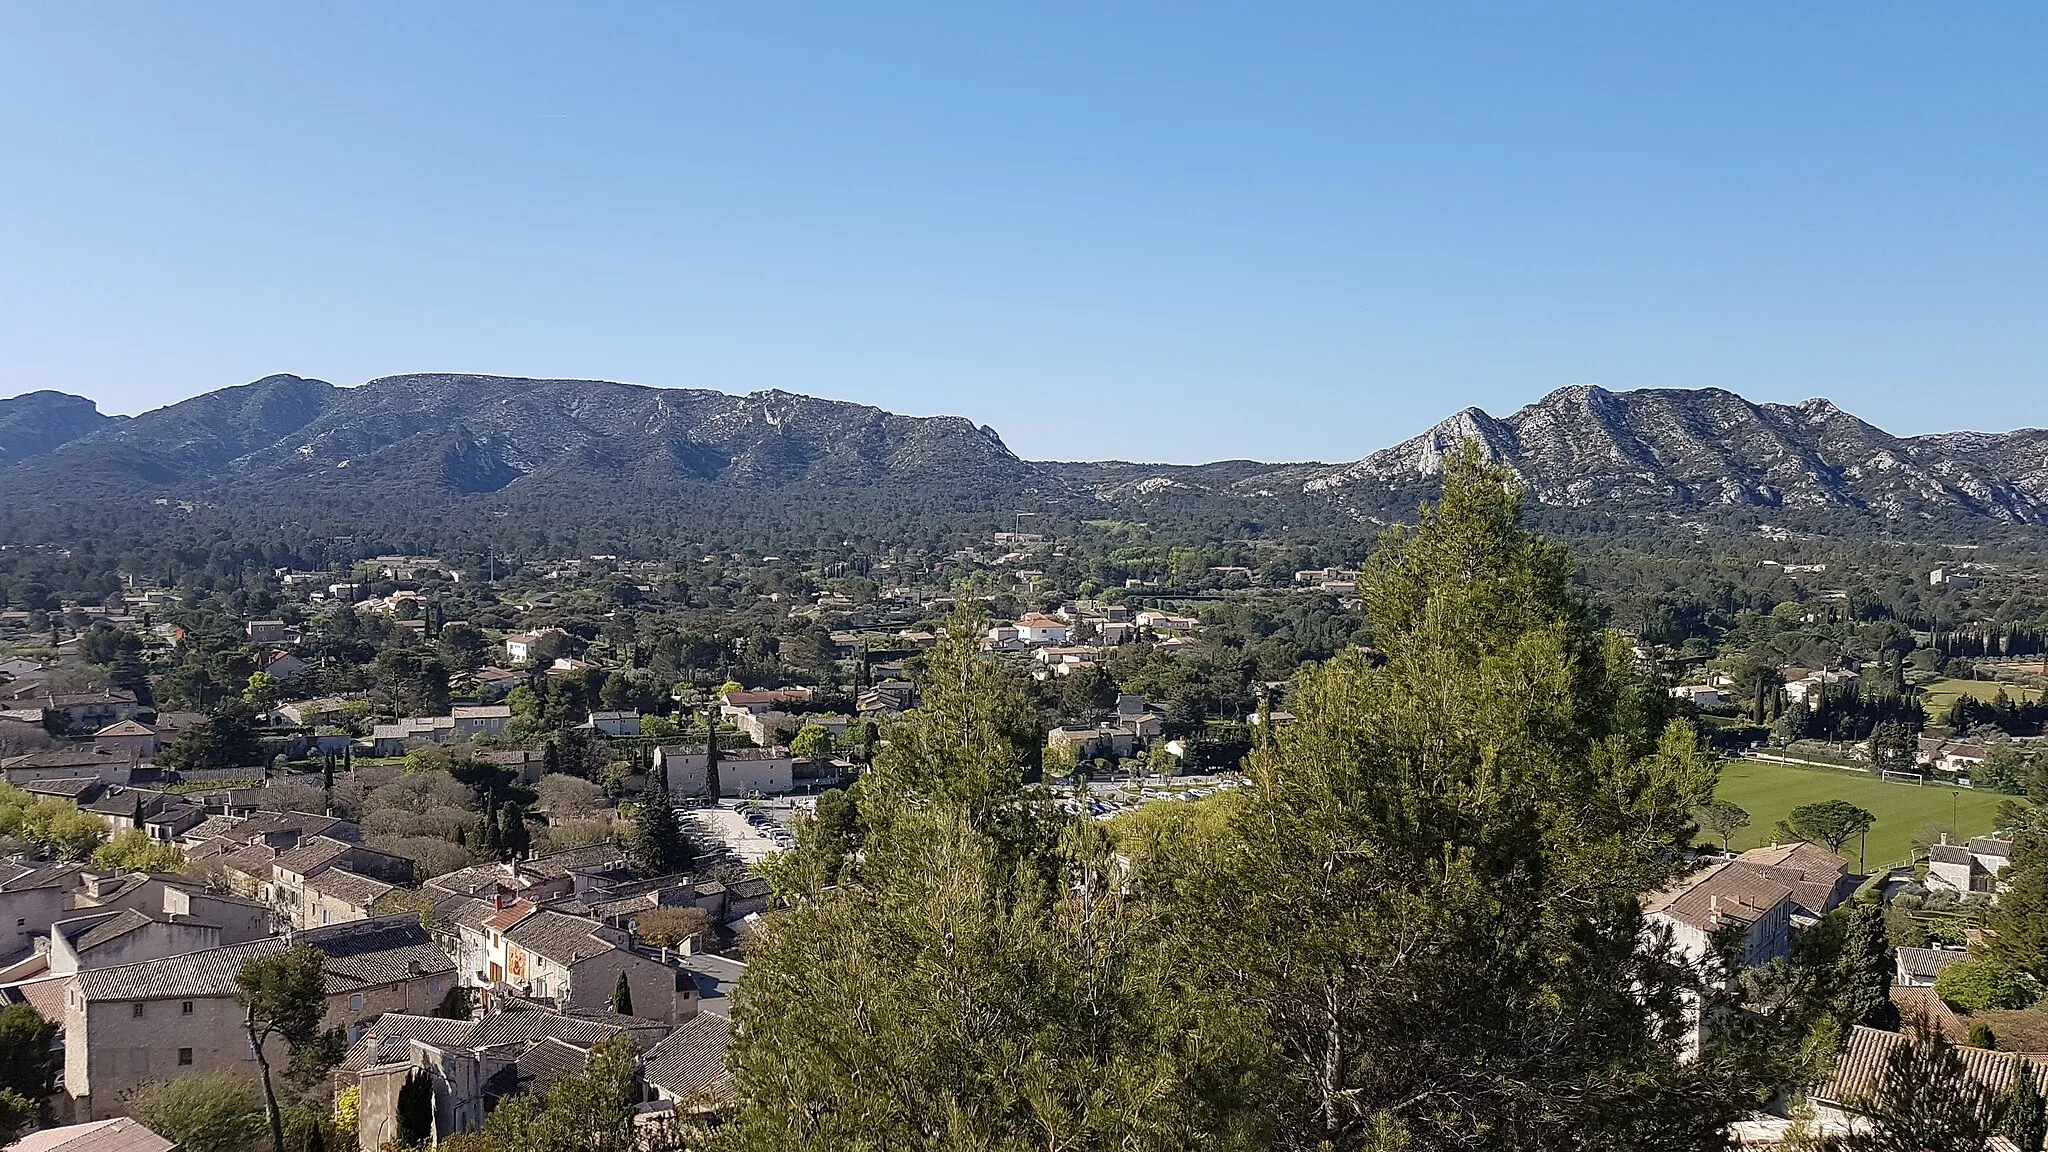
610;970;634;1016
501;803;529;858
2009;1058;2046;1152
703;711;722;802
629;763;691;875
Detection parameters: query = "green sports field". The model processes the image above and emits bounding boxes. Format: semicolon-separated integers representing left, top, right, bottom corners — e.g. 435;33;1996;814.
1918;675;2044;721
1712;758;2014;870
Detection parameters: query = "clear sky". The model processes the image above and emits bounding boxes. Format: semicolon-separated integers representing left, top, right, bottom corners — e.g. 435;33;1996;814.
2;5;2043;464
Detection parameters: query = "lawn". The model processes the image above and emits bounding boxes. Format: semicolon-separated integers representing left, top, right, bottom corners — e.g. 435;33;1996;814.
1918;675;2044;721
1712;758;2015;871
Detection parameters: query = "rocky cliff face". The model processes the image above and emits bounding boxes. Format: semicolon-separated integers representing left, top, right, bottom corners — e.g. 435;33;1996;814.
1295;385;2048;524
0;390;120;466
2;374;1041;501
4;375;2043;534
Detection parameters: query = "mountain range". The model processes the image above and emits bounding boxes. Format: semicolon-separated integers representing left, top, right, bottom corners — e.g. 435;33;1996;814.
2;374;2045;540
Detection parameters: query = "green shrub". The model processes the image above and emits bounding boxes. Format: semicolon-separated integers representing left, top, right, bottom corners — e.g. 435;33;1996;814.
1934;957;2040;1013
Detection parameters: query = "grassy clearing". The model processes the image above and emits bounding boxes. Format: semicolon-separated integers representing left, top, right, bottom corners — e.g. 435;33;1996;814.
1712;758;2014;869
1919;675;2044;720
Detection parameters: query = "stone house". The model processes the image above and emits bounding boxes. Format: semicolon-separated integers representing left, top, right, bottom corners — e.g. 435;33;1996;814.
0;862;83;963
499;909;697;1024
299;868;400;929
63;916;458;1118
272;837;415;929
45;908;224;976
651;745;795;797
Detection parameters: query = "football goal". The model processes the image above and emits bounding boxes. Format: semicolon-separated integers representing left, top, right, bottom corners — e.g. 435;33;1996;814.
1880;769;1926;786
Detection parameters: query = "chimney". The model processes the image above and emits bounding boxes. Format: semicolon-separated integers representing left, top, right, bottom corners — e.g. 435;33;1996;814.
1708;894;1721;925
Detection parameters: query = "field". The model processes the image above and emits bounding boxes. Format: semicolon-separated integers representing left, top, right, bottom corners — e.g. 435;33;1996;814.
1918;675;2044;720
1712;758;2013;870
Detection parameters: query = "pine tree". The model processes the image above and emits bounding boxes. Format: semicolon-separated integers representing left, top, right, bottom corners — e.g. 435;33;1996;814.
719;607;1254;1150
609;971;633;1017
1156;445;1730;1148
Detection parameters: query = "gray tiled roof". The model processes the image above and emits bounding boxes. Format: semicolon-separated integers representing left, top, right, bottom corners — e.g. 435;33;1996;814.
1895;946;1970;981
300;917;454;990
465;1005;625;1050
514;1036;590;1092
301;867;396;908
22;777;103;800
273;836;353;877
68;909;156;953
520;843;630;879
725;876;772;900
232;811;355;843
0;863;81;892
1929;843;1974;866
75;938;286;1000
642;1012;732;1101
503;910;614;966
430;895;499;935
220;844;277;876
335;1013;481;1073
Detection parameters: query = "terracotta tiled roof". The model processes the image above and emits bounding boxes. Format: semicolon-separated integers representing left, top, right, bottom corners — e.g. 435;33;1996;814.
482;901;538;933
1642;860;1793;932
7;1118;176;1152
1819;1024;2046;1108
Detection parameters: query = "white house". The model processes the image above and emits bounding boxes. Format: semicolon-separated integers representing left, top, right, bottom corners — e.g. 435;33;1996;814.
1669;685;1729;709
1013;613;1070;646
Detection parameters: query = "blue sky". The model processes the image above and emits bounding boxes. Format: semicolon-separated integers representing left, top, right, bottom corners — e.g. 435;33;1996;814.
2;5;2043;464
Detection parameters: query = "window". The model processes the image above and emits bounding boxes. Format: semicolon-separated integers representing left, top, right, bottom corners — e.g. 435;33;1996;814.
429;978;441;994
132;1003;145;1019
181;1000;194;1015
348;994;364;1013
177;1048;193;1066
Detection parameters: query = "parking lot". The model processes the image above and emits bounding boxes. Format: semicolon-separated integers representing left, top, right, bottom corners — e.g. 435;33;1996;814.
682;801;804;863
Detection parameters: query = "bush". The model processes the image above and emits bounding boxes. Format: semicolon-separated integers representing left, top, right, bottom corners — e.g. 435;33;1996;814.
367;834;471;879
634;905;711;950
133;1073;266;1152
1934;957;2040;1013
92;828;185;873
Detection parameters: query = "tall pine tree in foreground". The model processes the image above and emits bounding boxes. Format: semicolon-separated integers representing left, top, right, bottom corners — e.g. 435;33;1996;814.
719;608;1260;1150
1151;443;1741;1149
718;446;1768;1151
